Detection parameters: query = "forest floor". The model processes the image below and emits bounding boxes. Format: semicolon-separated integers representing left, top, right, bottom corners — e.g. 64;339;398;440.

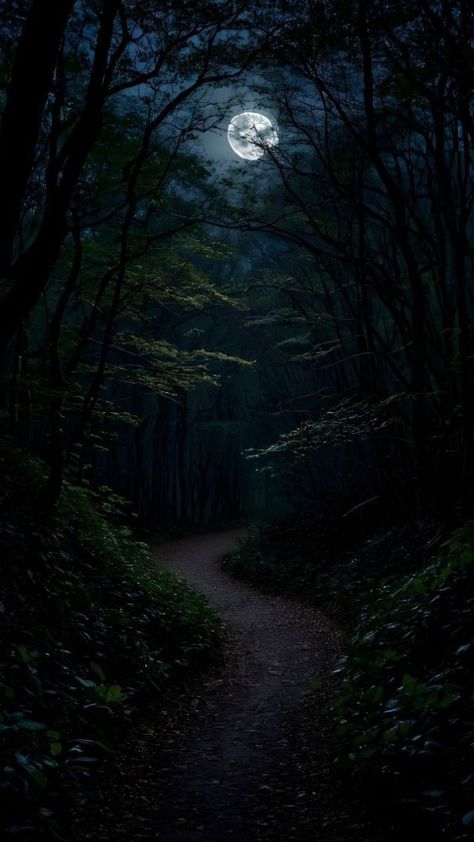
72;530;379;842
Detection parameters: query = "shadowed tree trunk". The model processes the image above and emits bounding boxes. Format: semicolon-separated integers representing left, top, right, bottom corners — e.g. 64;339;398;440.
0;0;74;271
0;0;121;348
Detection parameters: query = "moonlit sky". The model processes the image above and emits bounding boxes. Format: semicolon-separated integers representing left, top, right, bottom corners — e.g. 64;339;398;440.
153;69;308;215
228;112;279;160
193;84;280;168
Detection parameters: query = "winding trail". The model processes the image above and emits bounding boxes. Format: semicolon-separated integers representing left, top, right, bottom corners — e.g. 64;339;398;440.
76;530;376;842
152;530;347;841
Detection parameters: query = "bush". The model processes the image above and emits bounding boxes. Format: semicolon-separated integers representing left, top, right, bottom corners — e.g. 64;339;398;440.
0;443;220;838
224;516;437;614
333;523;474;840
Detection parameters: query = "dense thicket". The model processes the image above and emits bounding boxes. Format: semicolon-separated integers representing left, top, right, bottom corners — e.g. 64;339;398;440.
0;442;220;838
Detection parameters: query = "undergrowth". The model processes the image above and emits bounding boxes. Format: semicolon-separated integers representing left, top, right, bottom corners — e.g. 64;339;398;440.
0;443;220;839
226;516;474;840
224;516;437;615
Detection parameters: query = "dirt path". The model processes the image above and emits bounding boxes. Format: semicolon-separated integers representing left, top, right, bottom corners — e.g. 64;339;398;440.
75;530;376;842
151;530;355;842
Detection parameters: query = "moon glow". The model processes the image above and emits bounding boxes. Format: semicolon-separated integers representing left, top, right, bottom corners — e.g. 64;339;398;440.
227;112;278;161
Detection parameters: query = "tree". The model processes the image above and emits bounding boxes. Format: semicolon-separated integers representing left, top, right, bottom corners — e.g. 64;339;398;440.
217;0;474;514
0;0;263;348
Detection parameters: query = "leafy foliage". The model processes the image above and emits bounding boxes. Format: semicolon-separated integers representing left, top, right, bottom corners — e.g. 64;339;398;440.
246;396;400;468
0;442;220;838
224;514;434;607
115;333;253;399
227;516;474;840
333;523;474;840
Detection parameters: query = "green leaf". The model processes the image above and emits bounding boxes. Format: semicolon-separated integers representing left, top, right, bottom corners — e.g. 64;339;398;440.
402;673;417;694
31;771;47;789
50;742;63;756
383;727;399;743
105;684;124;703
16;644;33;664
15;753;47;788
355;729;379;745
89;661;106;681
18;720;47;731
368;685;383;703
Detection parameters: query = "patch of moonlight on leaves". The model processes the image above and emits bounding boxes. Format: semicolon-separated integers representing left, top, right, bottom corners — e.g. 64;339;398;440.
227;112;278;160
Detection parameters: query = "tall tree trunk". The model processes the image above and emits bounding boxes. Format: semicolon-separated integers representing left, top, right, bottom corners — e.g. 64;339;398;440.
0;0;74;271
0;0;121;348
42;225;82;515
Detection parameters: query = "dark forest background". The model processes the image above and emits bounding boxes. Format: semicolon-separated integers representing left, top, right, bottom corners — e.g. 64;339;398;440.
1;0;474;839
2;0;473;528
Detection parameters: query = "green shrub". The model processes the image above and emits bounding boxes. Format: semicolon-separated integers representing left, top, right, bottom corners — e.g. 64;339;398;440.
333;523;474;840
224;517;436;613
226;515;474;838
0;443;220;838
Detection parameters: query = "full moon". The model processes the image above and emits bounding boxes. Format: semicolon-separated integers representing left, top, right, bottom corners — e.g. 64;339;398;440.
227;112;279;161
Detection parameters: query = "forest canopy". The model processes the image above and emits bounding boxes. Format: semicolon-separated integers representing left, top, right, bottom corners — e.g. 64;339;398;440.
1;0;473;527
1;1;474;840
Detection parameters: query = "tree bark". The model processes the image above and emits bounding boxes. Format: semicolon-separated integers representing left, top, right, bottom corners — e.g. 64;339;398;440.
0;0;74;271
